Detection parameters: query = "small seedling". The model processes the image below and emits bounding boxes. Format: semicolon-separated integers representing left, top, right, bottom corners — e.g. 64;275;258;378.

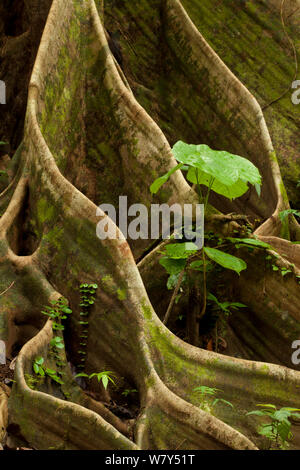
150;141;262;326
247;404;300;449
122;388;138;397
42;298;72;333
207;292;246;317
75;371;116;390
193;386;233;414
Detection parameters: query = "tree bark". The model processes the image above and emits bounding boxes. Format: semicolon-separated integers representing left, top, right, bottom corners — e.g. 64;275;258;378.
0;0;299;450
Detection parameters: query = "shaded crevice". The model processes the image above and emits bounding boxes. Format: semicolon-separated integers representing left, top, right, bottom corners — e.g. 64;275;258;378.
7;187;40;256
0;0;299;451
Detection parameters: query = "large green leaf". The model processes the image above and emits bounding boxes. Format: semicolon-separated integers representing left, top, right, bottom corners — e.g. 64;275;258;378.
159;257;186;274
164;242;198;259
277;421;292;443
187;167;249;199
172;141;261;198
204;247;247;275
173;142;239;186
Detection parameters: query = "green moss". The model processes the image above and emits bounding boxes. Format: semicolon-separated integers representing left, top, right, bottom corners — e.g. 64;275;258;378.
269;151;277;163
180;0;300;206
24;373;44;391
37;198;56;225
117;288;127;300
141;300;153;320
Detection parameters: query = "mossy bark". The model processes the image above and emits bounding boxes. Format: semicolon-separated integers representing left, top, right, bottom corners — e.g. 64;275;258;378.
0;0;299;450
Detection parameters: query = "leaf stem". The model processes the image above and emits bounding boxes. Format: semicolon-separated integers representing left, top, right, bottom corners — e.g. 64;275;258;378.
163;270;185;325
198;251;207;320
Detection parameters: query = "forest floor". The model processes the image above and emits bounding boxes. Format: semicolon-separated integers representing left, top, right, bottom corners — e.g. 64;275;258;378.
0;359;33;450
0;360;14;384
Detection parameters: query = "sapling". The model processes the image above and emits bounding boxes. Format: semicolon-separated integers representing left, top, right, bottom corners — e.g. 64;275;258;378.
193;385;233;414
75;371;116;390
247;404;300;449
150;141;266;340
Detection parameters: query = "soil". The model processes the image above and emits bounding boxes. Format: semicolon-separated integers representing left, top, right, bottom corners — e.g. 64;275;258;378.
0;358;14;384
84;389;139;420
0;358;34;450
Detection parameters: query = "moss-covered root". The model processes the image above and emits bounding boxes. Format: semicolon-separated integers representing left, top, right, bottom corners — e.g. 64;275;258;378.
164;0;297;239
142;314;300;449
135;368;257;450
9;321;137;450
2;0;300;452
10;319;258;450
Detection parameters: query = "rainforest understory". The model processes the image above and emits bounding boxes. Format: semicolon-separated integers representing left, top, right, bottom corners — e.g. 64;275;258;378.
0;0;299;451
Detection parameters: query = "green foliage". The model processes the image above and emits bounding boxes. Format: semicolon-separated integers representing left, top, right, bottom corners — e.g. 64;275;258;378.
33;357;63;385
52;322;64;331
247;404;300;449
204;247;247;275
151;141;261;199
122;388;138;397
44;368;64;385
159;256;187;275
227;237;271;249
163;242;198;259
150;140;262;336
193;385;220;396
193;386;233;414
280;267;293;277
75;371;116;390
150;163;184;194
42;297;72;330
79;283;98;307
207;292;246;316
212;398;234;408
279;209;300;222
50;336;64;349
271;264;293;277
25;373;40;390
77;283;98;370
33;357;45;376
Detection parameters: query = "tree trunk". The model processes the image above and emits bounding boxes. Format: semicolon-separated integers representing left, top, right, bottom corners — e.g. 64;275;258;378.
0;0;299;450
